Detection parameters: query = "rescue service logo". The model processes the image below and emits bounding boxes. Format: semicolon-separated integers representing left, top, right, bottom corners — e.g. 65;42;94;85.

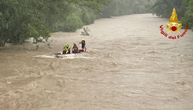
160;8;188;40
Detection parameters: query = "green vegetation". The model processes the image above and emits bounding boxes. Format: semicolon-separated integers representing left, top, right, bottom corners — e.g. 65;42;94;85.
183;0;193;30
0;0;156;46
152;0;193;30
102;0;155;17
0;0;108;46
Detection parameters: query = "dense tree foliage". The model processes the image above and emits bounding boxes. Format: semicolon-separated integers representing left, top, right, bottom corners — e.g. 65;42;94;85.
183;0;193;29
0;0;109;46
152;0;193;30
0;0;154;46
102;0;155;17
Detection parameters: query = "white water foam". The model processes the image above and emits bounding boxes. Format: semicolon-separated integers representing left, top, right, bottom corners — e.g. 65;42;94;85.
34;54;93;59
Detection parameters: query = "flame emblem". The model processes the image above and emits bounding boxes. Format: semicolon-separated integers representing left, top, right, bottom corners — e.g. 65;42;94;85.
166;8;182;32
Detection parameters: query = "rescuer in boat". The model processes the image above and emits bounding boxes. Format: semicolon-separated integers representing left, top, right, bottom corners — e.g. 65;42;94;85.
56;40;86;57
79;40;86;52
72;43;79;54
63;44;71;54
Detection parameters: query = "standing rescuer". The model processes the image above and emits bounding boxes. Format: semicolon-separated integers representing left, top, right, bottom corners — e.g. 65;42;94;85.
79;40;86;52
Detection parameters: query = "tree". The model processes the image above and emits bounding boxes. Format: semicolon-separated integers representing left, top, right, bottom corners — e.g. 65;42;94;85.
0;0;109;46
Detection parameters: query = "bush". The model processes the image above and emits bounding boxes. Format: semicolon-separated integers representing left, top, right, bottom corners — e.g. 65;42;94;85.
182;0;193;29
81;8;96;25
101;0;152;17
63;13;83;32
0;0;50;46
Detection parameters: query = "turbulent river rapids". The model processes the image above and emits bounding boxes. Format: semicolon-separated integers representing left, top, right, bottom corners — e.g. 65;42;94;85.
0;14;193;110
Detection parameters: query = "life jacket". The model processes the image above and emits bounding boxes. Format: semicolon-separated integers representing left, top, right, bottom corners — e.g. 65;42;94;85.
63;44;70;54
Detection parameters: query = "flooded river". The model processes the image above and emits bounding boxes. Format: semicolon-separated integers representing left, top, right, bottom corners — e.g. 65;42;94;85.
0;14;193;110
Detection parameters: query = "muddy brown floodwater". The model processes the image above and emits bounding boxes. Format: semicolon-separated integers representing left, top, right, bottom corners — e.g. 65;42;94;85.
0;14;193;110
